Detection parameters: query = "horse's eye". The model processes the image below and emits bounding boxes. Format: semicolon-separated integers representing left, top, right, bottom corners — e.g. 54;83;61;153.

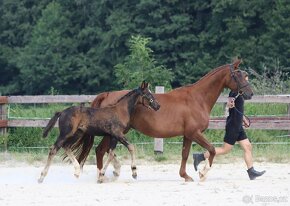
150;99;153;103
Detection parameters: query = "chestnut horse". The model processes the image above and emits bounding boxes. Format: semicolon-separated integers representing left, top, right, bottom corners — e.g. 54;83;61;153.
81;59;253;181
38;81;160;183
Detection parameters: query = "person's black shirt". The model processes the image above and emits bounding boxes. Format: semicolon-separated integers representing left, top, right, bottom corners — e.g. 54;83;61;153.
226;91;244;128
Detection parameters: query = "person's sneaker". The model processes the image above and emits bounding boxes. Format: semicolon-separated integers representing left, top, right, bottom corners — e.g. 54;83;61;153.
247;167;266;180
193;153;205;171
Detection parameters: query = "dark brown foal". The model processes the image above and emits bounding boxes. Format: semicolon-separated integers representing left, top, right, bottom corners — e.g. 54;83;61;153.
38;81;160;183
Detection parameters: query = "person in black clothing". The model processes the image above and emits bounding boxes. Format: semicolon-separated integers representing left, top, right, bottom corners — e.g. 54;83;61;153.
193;83;266;180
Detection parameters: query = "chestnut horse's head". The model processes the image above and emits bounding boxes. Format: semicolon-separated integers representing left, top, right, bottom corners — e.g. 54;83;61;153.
227;59;253;100
138;81;160;111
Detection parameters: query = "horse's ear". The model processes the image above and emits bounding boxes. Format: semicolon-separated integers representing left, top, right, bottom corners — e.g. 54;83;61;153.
233;58;242;70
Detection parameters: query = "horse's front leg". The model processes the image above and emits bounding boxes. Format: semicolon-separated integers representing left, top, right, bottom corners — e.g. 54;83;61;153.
96;136;121;180
179;137;194;182
97;149;116;183
95;136;110;179
97;137;120;183
193;131;216;181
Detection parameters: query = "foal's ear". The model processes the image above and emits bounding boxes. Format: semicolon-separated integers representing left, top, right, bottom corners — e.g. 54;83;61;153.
140;81;148;89
233;58;242;70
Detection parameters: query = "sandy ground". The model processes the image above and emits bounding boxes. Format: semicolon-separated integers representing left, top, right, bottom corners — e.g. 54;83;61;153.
0;161;289;206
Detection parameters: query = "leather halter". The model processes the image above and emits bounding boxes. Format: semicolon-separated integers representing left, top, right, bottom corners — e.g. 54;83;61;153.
229;64;250;95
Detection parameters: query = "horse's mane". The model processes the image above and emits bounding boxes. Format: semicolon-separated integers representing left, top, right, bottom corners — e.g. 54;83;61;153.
116;88;139;103
176;64;229;90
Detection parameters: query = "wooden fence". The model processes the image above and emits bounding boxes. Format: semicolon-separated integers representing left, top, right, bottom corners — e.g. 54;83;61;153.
1;95;290;131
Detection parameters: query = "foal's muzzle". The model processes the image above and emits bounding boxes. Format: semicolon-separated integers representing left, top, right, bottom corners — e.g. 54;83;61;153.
149;99;160;111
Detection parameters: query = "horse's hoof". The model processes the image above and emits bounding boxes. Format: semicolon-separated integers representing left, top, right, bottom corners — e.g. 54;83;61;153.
185;177;194;182
38;178;43;184
199;171;207;182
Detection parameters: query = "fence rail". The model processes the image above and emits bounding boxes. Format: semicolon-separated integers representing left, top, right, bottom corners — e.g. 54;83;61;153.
1;95;290;131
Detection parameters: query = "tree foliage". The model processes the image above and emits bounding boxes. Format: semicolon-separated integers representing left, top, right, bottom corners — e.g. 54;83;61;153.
114;35;174;90
0;0;289;95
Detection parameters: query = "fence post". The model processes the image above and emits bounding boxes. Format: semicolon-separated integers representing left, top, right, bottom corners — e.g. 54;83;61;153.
154;86;164;154
0;96;8;152
287;103;290;135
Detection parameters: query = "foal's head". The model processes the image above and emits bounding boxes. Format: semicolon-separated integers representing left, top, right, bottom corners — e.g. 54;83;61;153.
227;59;253;100
137;81;160;111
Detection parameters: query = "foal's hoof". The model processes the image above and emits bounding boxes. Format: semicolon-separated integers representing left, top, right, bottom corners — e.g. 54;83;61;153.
132;173;137;179
113;171;120;177
38;178;44;184
74;174;80;179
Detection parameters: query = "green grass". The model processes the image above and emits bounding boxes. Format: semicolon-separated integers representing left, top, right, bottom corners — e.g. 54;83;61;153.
210;102;288;117
1;102;289;164
8;103;88;119
1;143;289;165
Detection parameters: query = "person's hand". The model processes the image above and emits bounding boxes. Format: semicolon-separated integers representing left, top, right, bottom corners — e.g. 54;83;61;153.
243;116;250;128
227;97;235;108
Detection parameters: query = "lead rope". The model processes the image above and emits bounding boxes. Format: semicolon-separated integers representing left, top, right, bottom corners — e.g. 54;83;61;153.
232;93;251;127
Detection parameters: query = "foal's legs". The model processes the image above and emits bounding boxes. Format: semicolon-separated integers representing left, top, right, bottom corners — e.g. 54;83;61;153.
97;137;120;183
97;149;117;183
65;148;81;178
116;135;137;179
96;136;121;179
38;138;64;183
97;135;136;183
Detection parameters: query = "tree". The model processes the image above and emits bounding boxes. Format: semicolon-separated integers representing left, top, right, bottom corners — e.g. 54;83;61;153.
114;35;174;90
259;0;290;73
0;0;49;95
16;2;76;94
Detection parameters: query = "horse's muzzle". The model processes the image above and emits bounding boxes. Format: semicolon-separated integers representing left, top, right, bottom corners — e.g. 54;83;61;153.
242;92;253;100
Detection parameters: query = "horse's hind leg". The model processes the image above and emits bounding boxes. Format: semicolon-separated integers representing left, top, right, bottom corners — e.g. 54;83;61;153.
98;137;120;183
193;131;216;181
38;138;64;183
65;148;81;178
79;135;94;171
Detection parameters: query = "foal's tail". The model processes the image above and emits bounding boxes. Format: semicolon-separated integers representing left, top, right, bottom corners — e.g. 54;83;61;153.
43;112;62;138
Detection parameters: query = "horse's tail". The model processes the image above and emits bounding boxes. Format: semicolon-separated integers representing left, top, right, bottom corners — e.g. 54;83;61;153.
43;112;62;138
91;92;109;108
69;134;95;167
